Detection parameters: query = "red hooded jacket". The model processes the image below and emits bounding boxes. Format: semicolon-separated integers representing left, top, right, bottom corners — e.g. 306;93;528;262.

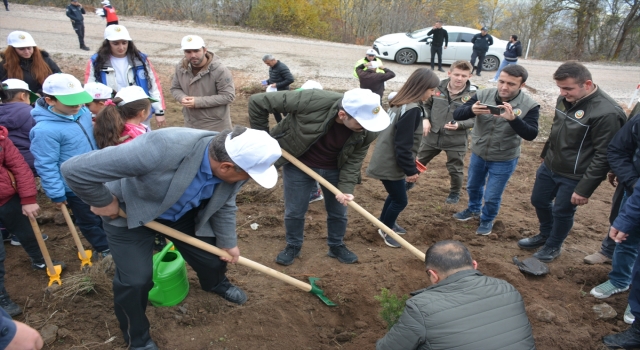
0;125;37;207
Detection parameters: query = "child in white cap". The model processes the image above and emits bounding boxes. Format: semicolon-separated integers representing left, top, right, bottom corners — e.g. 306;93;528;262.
83;81;114;120
30;73;110;258
93;85;156;148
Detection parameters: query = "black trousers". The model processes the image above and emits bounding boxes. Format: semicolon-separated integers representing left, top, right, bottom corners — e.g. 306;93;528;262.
470;50;486;74
3;0;8;10
430;45;443;69
72;22;86;48
106;204;229;346
106;21;118;26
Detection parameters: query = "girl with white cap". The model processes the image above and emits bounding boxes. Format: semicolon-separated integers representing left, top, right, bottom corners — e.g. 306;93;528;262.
0;31;61;95
85;25;165;129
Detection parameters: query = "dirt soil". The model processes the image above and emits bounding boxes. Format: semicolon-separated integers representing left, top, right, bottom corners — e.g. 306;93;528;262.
0;4;635;350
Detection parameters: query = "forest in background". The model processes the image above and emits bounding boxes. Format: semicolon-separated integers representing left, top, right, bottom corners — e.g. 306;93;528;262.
15;0;640;62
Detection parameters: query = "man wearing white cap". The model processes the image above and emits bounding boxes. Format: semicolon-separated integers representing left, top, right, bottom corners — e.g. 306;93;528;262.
249;88;390;266
61;125;281;350
171;35;235;132
66;0;90;51
352;48;385;78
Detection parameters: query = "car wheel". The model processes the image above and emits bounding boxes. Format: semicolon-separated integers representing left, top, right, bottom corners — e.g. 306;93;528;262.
395;49;417;65
482;56;500;71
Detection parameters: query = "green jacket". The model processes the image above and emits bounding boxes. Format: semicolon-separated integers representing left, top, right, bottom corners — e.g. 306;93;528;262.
542;87;626;197
471;88;539;161
423;78;476;151
376;269;535;350
352;57;384;78
248;89;379;194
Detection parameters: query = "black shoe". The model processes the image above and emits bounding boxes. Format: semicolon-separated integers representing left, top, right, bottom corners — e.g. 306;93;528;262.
438;68;445;72
603;321;640;349
517;234;547;250
476;72;481;76
130;339;159;350
327;244;358;264
392;223;406;234
533;245;562;262
32;259;66;271
445;192;460;204
0;293;21;317
275;244;301;266
81;46;90;51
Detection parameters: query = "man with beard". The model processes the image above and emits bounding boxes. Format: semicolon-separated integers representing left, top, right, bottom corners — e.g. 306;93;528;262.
171;35;235;131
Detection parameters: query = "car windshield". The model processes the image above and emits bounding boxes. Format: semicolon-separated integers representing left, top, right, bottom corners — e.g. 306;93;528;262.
407;28;431;38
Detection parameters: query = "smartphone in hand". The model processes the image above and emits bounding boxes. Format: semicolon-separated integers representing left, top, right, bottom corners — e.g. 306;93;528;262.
480;103;505;115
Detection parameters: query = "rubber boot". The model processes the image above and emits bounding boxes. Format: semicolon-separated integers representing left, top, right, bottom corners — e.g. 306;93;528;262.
603;320;640;349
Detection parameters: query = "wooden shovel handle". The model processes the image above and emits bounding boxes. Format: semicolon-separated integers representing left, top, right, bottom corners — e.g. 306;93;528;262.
118;210;312;292
60;204;89;260
280;149;425;262
28;217;57;276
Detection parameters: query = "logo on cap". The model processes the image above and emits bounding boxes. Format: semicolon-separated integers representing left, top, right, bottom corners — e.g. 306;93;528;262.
575;110;584;119
513;108;522;116
19;35;25;40
115;27;121;32
372;106;380;114
187;37;192;42
68;83;74;88
95;93;101;98
462;95;470;102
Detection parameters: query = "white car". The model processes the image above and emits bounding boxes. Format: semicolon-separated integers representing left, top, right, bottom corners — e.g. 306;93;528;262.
373;26;508;71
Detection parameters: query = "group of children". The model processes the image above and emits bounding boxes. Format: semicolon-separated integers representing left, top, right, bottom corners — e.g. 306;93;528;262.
0;71;157;314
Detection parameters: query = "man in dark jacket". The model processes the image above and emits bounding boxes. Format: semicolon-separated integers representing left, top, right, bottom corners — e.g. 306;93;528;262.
376;240;535;350
469;27;493;76
603;178;640;349
355;63;395;99
66;0;89;51
418;60;475;204
518;61;626;262
249;88;390;266
426;21;448;72
262;54;295;123
489;34;522;83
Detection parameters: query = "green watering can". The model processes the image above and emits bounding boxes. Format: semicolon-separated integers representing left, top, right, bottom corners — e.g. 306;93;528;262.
149;242;189;307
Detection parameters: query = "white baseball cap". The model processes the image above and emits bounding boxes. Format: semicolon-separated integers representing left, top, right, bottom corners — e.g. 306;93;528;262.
181;35;206;50
104;25;132;41
101;0;110;4
225;129;281;189
7;31;36;48
342;88;390;132
300;80;323;90
42;74;93;106
114;86;158;106
83;82;113;100
366;49;377;56
1;79;39;103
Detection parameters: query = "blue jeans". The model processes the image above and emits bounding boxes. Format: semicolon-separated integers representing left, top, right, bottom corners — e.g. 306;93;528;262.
530;164;579;248
380;179;408;230
493;59;518;80
282;163;347;247
66;195;109;252
609;192;640;288
628;242;640;320
466;153;518;222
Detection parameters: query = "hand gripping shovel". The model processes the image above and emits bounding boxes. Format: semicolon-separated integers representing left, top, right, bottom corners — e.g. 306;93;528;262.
60;204;92;268
280;149;425;261
118;210;336;306
28;217;62;286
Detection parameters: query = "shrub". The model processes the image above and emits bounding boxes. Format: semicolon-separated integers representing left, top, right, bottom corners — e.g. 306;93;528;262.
374;288;409;330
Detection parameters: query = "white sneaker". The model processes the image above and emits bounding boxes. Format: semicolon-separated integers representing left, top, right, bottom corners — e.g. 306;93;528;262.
488;78;497;83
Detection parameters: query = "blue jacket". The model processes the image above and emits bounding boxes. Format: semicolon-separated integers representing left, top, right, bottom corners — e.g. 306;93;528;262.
66;3;85;23
29;98;97;202
0;102;36;174
503;41;522;61
613;176;640;234
0;308;17;349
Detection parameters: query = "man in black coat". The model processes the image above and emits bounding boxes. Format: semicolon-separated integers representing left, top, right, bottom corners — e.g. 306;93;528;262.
262;54;295;122
427;21;448;72
66;0;89;51
470;27;493;76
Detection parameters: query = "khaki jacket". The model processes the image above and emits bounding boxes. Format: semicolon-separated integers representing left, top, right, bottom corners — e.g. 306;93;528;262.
170;52;235;131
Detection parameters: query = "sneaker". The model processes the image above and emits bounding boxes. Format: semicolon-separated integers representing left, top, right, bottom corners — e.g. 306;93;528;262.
327;244;358;264
130;340;159;350
98;249;111;259
0;293;21;317
212;282;247;305
488;78;497;83
11;234;48;246
452;208;480;221
80;46;90;51
392;223;406;235
378;229;401;248
476;72;481;76
532;245;562;262
445;192;460;204
625;304;635;324
2;231;11;243
602;319;640;349
584;251;612;265
275;244;301;266
517;234;547;250
309;188;324;203
476;220;493;235
590;280;629;299
32;259;66;271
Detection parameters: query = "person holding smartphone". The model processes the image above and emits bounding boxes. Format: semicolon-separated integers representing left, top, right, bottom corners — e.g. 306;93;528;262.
452;64;540;236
